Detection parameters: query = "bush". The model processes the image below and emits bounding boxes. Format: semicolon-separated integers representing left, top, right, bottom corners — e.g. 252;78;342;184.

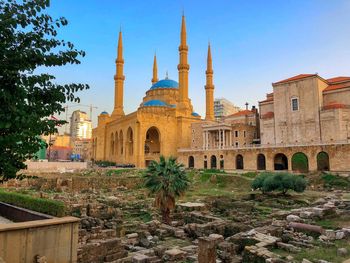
251;172;307;194
322;173;350;189
95;160;116;167
0;190;65;217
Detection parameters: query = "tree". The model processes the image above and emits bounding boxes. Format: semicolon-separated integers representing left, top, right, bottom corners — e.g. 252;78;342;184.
0;0;89;181
143;156;190;224
251;172;307;195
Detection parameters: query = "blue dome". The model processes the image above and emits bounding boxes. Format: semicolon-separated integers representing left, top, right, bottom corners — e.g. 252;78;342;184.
191;112;200;117
150;79;179;90
101;111;109;115
143;100;169;107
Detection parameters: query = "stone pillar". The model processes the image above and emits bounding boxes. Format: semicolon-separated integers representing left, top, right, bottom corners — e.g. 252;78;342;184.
223;130;226;149
218;130;221;149
202;132;205;150
198;237;216;263
206;131;209;149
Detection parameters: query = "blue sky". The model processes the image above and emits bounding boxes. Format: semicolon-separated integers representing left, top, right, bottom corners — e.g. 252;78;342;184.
47;0;350;130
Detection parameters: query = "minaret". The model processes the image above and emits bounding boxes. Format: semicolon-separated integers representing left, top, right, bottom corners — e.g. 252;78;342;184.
205;43;215;121
177;15;190;110
111;30;125;118
151;54;158;85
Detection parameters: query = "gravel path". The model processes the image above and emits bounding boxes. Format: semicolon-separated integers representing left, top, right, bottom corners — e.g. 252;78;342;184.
0;216;12;224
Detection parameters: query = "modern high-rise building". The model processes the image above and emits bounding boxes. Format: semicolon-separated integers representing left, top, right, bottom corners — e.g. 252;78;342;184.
214;98;240;120
70;110;92;140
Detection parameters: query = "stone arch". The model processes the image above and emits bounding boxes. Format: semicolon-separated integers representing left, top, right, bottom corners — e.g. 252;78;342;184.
119;130;124;155
144;126;161;155
210;155;217;169
257;154;266;170
110;132;114;156
236;154;244;170
126;127;134;156
274;153;288;170
188;156;194;168
292;152;309;173
204;155;208;169
115;131;119;157
317;151;330;171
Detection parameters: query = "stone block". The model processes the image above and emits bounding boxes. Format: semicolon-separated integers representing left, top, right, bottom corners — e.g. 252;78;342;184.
163;248;186;261
132;254;149;263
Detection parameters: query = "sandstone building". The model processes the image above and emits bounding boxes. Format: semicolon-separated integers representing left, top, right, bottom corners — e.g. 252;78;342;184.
178;74;350;173
92;16;206;167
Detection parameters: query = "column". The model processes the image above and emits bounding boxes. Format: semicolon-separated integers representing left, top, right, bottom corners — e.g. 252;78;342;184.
223;130;226;149
206;131;209;149
202;131;205;150
218;129;221;149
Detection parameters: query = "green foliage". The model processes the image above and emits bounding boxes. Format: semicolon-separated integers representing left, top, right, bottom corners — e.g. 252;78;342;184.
251;172;307;194
0;190;65;216
143;156;190;224
292;153;309;173
322;173;350;189
0;0;89;181
95;161;116;167
201;169;226;174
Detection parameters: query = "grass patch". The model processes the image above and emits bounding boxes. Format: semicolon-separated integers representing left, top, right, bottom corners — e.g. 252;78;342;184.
322;173;350;190
106;169;135;176
0;190;65;217
293;240;350;263
315;216;350;230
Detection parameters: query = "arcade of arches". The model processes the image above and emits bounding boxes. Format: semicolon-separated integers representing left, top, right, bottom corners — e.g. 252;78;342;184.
179;144;350;172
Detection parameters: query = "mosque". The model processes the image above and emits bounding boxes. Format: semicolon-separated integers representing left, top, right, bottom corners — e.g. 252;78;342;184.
92;15;216;167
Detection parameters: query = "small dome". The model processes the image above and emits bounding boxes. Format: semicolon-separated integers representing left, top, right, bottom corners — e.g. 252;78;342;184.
150;79;179;90
100;111;109;115
143;100;169;107
191;112;200;117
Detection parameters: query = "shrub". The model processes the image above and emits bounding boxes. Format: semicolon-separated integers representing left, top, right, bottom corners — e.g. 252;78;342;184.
322;173;350;189
0;190;65;217
252;172;307;194
95;160;116;167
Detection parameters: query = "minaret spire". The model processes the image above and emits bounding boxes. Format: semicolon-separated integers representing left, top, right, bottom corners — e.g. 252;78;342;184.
178;14;190;112
112;30;125;118
205;42;215;121
152;53;158;84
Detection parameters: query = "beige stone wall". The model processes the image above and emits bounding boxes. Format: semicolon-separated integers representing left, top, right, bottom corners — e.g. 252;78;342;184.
321;108;350;142
323;88;350;106
93;104;201;168
230;124;257;147
273;77;324;144
25;161;88;172
0;217;79;263
178;143;350;172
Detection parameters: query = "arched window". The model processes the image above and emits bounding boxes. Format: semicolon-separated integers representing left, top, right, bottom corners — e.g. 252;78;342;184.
210;155;217;169
188;156;194;168
317;152;330;171
274;153;288;170
127;127;134;156
257;154;266;170
292;152;309;173
236;154;244;170
145;127;160;155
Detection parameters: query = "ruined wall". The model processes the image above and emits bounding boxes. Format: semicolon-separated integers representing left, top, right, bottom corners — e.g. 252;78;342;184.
178;143;350;172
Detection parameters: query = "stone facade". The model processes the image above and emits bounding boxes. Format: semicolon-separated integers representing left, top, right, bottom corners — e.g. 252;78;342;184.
178;144;350;172
259;74;350;145
92;16;203;168
179;74;350;172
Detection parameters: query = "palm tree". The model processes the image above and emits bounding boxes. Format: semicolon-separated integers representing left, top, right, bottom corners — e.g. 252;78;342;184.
143;156;190;224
